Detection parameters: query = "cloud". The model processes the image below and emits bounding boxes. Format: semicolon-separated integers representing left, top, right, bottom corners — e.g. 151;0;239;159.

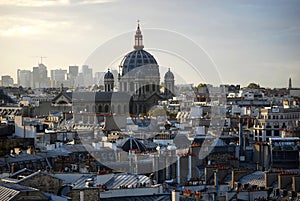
0;16;71;37
0;0;69;7
75;0;113;5
0;0;113;7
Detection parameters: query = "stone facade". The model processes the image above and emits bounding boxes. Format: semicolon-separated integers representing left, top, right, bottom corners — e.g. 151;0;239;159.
253;107;300;141
18;171;63;195
68;188;100;201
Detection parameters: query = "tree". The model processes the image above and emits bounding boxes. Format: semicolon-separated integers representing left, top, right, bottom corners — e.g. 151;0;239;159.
246;83;260;89
194;83;207;91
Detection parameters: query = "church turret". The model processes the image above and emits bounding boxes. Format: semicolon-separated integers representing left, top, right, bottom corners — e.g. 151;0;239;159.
164;68;175;98
104;69;114;92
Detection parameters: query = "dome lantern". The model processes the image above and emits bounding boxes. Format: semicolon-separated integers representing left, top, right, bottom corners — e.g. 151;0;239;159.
133;20;144;50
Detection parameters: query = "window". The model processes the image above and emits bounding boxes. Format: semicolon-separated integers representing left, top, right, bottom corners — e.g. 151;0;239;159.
105;105;109;113
274;130;279;136
130;82;134;91
117;105;121;114
111;105;115;113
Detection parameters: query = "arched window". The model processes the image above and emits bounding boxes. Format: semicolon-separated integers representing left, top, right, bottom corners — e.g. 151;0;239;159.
152;84;156;92
118;105;121;114
98;105;102;113
105;105;109;113
111;105;115;113
130;82;134;91
266;124;272;136
124;105;128;113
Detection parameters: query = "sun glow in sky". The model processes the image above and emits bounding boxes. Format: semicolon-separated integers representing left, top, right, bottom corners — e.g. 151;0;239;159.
0;0;300;87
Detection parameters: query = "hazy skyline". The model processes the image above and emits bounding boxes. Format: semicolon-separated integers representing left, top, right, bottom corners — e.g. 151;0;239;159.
1;0;300;88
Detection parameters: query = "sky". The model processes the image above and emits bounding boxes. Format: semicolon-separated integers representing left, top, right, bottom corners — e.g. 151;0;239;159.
0;0;300;88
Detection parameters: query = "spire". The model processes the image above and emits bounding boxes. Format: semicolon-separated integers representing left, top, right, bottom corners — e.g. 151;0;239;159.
289;77;292;89
134;20;144;50
60;83;64;92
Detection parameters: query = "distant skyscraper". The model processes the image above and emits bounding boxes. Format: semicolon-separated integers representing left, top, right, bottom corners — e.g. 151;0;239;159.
17;69;32;88
77;73;84;87
69;66;79;77
81;65;93;87
1;75;14;87
50;69;67;88
94;71;106;85
32;63;49;88
68;65;79;88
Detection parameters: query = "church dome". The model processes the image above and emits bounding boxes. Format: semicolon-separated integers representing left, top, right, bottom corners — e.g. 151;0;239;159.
104;70;114;79
120;49;158;76
164;68;174;79
120;137;147;153
119;21;159;77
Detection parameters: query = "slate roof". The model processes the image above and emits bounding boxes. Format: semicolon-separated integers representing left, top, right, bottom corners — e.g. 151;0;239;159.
58;144;94;153
239;171;265;187
3;170;62;184
71;173;151;190
71;174;96;190
3;153;51;167
101;194;171;201
18;170;62;183
105;174;150;189
54;173;91;185
69;91;131;102
52;91;131;104
0;182;37;201
52;92;72;103
8;168;34;179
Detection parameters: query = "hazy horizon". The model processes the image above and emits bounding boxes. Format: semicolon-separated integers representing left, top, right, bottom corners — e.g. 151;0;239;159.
1;0;300;88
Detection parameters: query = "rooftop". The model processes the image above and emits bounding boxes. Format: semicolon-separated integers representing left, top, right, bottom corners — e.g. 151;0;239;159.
239;171;265;187
0;182;38;201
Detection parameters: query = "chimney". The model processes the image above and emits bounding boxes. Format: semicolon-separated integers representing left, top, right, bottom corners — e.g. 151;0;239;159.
292;175;300;193
11;163;15;174
188;155;192;181
172;190;180;201
214;169;219;201
177;155;180;184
